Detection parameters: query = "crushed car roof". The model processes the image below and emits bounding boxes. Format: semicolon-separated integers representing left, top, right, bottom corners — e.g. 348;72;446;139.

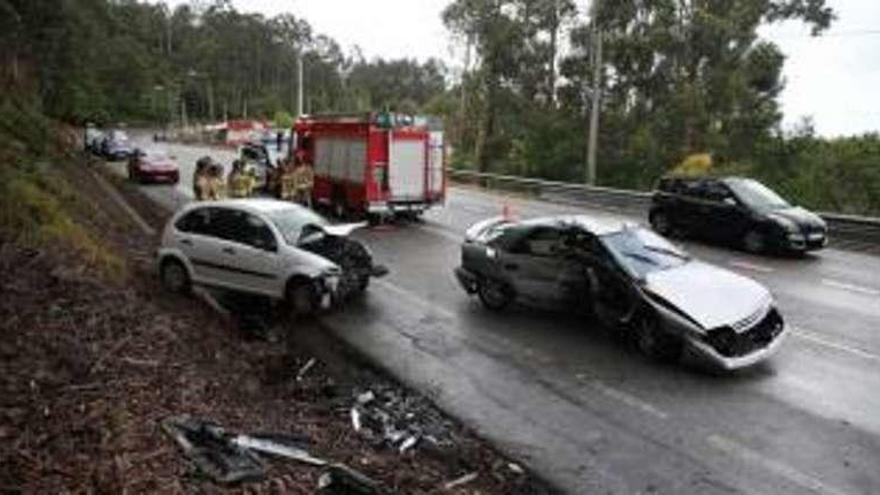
522;215;635;236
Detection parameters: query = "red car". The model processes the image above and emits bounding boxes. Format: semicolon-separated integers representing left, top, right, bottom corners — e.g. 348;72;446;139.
128;149;180;184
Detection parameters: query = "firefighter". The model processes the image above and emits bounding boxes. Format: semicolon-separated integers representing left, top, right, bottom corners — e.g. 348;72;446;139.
193;156;212;201
270;158;285;198
206;163;226;200
293;159;314;208
227;159;254;198
279;158;297;202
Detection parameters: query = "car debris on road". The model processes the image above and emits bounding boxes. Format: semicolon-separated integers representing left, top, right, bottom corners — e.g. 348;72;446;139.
347;384;456;454
160;415;264;485
317;463;387;494
161;415;390;492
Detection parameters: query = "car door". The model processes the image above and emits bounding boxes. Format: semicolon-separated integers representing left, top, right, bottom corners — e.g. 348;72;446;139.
702;183;749;242
672;180;705;235
497;226;569;305
171;207;225;286
586;245;639;327
208;208;283;296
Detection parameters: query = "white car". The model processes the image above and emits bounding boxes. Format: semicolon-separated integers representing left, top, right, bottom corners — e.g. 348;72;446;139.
157;199;384;314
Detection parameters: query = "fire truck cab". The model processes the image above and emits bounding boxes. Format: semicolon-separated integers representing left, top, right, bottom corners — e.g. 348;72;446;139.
292;113;445;219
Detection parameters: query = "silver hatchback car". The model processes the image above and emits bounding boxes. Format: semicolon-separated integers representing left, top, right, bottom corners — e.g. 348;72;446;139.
157;199;384;314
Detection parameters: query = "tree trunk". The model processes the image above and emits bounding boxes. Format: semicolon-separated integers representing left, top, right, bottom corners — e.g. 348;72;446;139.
476;72;497;173
548;0;559;107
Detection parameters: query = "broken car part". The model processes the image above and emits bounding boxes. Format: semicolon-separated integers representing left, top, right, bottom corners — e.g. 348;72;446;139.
160;415;264;485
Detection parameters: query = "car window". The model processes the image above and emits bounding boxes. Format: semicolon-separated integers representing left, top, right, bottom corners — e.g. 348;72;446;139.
701;182;733;203
679;180;702;198
511;227;561;257
266;205;330;245
175;208;213;235
657;178;681;193
725;178;790;211
242;147;265;163
211;209;277;251
241;213;277;251
600;227;690;278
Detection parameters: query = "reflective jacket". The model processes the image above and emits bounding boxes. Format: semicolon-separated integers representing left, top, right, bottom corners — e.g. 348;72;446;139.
227;172;254;198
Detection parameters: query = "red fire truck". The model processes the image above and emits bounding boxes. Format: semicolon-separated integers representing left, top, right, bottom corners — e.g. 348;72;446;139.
292;113;445;219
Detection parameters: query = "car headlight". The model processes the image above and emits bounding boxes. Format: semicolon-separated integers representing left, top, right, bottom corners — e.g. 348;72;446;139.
769;214;799;234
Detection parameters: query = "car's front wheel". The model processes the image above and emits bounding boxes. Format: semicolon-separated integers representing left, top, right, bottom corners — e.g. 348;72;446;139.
635;314;682;362
743;229;766;254
287;279;318;317
160;259;191;294
477;278;512;311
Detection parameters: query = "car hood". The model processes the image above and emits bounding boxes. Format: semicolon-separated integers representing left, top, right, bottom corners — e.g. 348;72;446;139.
143;161;177;171
323;222;367;237
768;206;825;229
644;260;770;330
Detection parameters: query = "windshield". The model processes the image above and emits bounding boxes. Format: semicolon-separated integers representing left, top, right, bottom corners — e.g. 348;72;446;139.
109;130;129;142
266;206;329;245
600;227;690;278
725;178;790;210
144;150;169;161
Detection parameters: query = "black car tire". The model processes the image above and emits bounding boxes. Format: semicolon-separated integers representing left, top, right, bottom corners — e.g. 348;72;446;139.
635;314;682;362
743;229;766;254
287;279;318;317
160;259;191;294
477;278;512;311
649;210;672;236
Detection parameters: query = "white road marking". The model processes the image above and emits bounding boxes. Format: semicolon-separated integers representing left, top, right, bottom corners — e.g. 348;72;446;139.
375;279;458;320
792;327;880;363
728;260;775;273
707;434;850;495
90;169;157;236
821;278;880;297
575;374;668;420
590;380;669;420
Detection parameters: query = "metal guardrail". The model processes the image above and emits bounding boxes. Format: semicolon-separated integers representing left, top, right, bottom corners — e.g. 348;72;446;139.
448;169;880;251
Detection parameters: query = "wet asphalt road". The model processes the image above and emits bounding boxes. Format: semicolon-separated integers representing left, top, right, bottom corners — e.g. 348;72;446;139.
108;135;880;494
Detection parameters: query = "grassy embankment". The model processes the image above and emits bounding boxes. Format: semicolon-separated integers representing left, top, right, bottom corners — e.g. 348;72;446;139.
0;93;123;278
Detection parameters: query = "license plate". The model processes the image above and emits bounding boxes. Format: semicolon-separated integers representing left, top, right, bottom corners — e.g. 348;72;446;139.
808;233;824;241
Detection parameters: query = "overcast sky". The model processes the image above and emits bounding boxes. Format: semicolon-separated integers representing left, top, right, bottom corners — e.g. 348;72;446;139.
167;0;880;137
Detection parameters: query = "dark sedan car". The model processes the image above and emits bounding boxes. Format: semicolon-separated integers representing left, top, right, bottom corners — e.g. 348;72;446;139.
648;176;827;254
100;130;134;161
454;215;788;370
127;149;180;184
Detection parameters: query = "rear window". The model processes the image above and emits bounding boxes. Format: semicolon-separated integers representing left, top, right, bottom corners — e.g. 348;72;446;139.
657;178;676;192
145;151;169;161
175;208;212;235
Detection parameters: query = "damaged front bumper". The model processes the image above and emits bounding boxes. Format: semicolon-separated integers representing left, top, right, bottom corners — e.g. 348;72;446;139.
454;266;479;294
685;323;790;370
319;274;340;309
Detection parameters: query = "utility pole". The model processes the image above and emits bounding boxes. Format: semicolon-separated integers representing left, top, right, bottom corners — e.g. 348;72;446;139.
297;55;304;117
458;33;473;146
586;23;602;185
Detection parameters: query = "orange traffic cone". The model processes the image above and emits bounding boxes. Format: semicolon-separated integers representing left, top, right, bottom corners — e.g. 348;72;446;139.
502;201;512;220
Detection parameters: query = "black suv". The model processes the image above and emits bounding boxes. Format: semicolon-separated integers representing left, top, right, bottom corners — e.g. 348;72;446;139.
649;176;827;253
